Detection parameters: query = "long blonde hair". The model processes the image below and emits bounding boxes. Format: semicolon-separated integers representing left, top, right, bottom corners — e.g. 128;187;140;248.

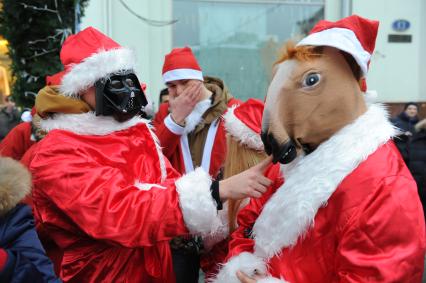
224;134;267;233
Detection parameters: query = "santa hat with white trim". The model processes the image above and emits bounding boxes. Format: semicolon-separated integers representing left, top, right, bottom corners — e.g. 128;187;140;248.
58;27;137;97
162;47;203;83
297;14;379;76
223;98;264;151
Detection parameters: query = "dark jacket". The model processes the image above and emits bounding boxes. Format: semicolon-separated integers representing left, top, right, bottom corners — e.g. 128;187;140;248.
406;119;426;218
391;112;419;162
0;106;20;140
0;157;60;283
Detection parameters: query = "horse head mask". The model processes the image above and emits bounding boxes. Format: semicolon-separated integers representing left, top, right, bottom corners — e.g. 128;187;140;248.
262;15;379;164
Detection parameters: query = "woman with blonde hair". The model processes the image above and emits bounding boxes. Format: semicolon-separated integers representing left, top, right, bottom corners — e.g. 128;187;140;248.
201;98;279;280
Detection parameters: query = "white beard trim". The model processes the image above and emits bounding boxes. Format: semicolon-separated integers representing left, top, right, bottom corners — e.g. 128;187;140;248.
183;98;212;134
40;112;149;136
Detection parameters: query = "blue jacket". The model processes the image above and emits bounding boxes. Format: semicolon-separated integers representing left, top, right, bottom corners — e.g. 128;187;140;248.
0;203;60;283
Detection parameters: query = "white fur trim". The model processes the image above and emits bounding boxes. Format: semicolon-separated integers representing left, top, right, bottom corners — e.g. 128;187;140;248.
60;48;137;97
163;68;204;83
134;182;166;191
203;203;229;251
175;167;221;235
252;104;397;258
211;252;267;283
40;112;149;136
297;27;371;75
224;105;264;151
257;277;289;283
146;126;168;182
184;98;212;134
164;114;185;135
364;90;378;104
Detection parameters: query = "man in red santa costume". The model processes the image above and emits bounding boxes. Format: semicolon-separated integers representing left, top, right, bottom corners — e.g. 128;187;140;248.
22;27;272;283
153;47;242;282
212;15;425;283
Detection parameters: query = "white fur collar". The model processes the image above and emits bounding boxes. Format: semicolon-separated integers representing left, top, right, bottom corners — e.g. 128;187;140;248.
252;104;397;258
184;98;212;134
40;112;150;136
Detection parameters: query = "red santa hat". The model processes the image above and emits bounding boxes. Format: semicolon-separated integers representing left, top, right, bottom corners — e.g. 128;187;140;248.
297;14;379;75
162;47;203;83
223;98;264;151
59;27;137;97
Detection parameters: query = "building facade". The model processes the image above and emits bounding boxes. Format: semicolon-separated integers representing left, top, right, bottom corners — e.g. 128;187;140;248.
81;0;426;114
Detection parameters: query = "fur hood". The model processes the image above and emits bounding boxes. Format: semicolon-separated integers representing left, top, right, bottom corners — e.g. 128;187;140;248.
415;119;426;132
0;157;31;216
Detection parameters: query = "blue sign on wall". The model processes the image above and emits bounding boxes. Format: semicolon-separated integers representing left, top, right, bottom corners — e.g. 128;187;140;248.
392;19;410;32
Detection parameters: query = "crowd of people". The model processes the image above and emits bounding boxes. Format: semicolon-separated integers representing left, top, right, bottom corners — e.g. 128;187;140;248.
0;14;425;283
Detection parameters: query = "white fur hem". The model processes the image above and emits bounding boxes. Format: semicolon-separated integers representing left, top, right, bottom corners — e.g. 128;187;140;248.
40;112;149;136
258;277;289;283
252;104;397;258
60;48;137;97
223;105;264;151
176;167;221;235
202;203;229;251
211;252;267;283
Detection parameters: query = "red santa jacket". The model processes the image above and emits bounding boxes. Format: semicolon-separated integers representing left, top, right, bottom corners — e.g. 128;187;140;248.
213;105;426;283
0;122;35;160
153;97;239;178
22;112;224;283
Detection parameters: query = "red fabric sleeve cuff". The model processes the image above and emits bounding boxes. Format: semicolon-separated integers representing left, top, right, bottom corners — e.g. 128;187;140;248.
0;248;8;271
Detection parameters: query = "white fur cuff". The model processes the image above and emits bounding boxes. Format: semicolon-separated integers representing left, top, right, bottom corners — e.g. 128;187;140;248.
176;167;221;235
211;252;267;283
165;114;185;135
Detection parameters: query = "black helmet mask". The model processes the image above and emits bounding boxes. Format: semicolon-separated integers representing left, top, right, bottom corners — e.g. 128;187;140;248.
95;70;148;122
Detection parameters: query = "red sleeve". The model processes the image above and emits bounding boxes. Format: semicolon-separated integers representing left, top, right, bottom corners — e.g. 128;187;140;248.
152;103;182;159
0;122;34;160
335;175;426;282
29;131;220;248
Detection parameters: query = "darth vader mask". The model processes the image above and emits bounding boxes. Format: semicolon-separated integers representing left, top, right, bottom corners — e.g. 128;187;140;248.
95;70;148;122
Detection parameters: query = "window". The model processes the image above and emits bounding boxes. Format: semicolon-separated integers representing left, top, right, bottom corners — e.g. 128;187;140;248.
173;0;324;100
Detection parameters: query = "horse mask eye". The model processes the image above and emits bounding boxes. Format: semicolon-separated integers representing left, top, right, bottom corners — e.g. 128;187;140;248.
302;73;321;88
95;70;148;121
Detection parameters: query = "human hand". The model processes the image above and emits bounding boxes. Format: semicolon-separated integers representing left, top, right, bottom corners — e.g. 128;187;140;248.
169;81;203;125
236;270;266;283
219;156;273;200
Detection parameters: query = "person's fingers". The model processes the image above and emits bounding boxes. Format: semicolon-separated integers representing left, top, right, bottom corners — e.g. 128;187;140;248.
182;83;196;98
253;182;268;194
257;175;273;187
253;156;273;173
191;83;203;100
248;190;262;199
185;87;200;103
236;271;256;283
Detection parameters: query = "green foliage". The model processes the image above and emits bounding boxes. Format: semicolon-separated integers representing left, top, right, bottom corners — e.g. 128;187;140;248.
0;0;89;107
